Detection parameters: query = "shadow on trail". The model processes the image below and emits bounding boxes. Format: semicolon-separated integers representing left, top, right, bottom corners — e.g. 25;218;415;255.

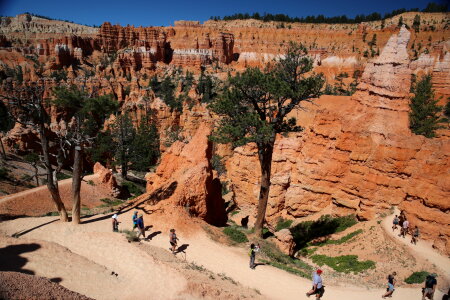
175;244;189;254
254;262;266;269
12;218;59;238
0;243;41;274
147;231;161;240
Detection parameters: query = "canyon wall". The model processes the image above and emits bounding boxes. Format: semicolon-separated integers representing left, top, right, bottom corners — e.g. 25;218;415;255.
226;27;450;254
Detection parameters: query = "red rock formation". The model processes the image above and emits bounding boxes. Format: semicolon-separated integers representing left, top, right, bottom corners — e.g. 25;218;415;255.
93;162;123;198
226;27;450;254
144;123;226;225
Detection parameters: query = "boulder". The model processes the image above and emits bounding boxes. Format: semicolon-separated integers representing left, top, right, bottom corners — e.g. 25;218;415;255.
274;229;296;256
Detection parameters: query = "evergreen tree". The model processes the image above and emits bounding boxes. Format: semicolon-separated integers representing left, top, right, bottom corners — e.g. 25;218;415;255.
53;85;118;223
413;14;421;32
129;118;160;172
409;75;445;138
0;101;14;160
111;112;135;178
398;16;404;27
209;43;324;236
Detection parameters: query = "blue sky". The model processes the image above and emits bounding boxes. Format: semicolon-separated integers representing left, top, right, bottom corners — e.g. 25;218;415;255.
0;0;441;27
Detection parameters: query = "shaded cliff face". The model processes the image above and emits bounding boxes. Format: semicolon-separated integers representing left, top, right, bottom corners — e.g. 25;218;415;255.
227;27;450;254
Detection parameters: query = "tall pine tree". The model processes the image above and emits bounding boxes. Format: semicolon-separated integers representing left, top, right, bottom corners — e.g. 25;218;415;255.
409;75;445;138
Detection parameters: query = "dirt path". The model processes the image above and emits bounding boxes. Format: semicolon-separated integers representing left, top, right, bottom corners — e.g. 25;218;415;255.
1;210;446;300
0;174;97;203
382;207;450;279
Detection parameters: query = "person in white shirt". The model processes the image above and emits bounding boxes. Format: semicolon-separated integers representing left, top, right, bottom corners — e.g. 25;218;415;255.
306;269;324;298
402;218;410;238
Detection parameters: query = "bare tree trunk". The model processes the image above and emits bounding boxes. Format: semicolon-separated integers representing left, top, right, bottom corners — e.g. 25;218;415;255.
254;142;274;237
39;125;68;222
0;137;7;160
71;146;83;224
32;163;39;186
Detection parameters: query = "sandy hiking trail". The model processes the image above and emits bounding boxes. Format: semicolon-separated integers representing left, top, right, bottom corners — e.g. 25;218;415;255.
1;208;448;300
383;207;450;279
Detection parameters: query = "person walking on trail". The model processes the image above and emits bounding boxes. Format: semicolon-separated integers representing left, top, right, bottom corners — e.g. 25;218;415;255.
306;269;324;298
111;214;120;232
400;218;409;238
422;273;437;300
136;214;145;239
132;211;138;232
170;229;179;254
392;215;399;232
411;226;420;244
382;271;397;298
249;243;260;269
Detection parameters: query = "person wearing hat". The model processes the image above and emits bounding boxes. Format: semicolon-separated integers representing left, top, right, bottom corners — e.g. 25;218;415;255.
111;214;120;232
132;211;138;232
136;214;145;239
306;269;324;298
422;273;437;300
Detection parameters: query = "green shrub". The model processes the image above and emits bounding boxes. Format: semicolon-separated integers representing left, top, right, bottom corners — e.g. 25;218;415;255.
312;229;363;246
312;254;375;273
405;271;429;284
223;226;248;243
121;181;143;197
210;154;226;175
100;198;123;207
290;214;357;250
121;229;139;242
0;167;9;180
87;180;95;186
275;218;293;231
56;172;71;180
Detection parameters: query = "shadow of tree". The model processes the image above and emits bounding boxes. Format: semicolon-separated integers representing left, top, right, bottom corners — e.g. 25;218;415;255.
0;243;41;274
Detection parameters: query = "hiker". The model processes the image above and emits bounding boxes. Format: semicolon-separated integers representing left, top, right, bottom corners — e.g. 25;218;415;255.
411;226;420;245
249;243;260;269
111;214;120;232
170;229;179;254
392;215;399;232
132;211;138;232
400;217;409;238
422;274;437;300
382;271;397;298
306;269;324;298
136;214;145;239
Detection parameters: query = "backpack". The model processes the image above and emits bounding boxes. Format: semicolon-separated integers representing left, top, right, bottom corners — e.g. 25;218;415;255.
425;276;436;288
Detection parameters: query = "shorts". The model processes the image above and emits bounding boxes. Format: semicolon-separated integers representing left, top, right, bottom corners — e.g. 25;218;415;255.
170;241;176;247
387;283;395;292
311;287;324;297
424;288;434;296
133;224;137;229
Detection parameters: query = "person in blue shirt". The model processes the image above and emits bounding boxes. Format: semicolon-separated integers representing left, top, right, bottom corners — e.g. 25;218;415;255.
136;214;145;239
306;269;324;298
132;211;138;232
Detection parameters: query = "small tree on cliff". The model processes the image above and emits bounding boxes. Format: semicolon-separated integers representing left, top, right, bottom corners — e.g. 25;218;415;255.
1;84;69;221
209;43;324;237
409;75;445;138
53;85;118;224
0;100;14;160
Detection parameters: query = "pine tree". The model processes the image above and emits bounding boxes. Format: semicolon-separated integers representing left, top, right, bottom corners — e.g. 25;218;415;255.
409;75;445;138
413;15;420;32
209;42;324;236
129;118;160;172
